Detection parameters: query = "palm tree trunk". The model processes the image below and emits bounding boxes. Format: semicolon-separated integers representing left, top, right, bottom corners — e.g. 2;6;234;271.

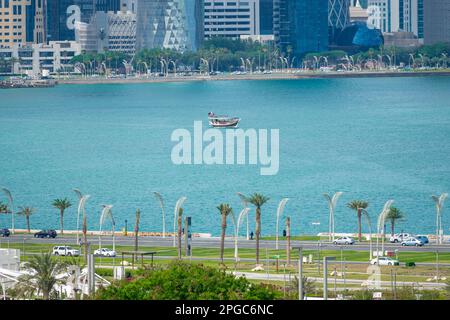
256;207;261;264
286;217;291;265
391;221;395;236
26;215;30;233
60;209;64;235
220;214;226;263
177;216;182;259
357;209;362;242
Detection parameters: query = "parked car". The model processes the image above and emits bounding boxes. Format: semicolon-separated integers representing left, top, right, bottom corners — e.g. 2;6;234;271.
370;257;399;266
389;233;412;243
401;237;424;247
52;246;80;256
0;228;10;237
34;229;57;238
94;248;116;257
333;236;355;245
415;235;429;244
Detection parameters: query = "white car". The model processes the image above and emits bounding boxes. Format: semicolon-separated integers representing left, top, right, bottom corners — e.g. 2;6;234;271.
94;248;116;257
389;233;412;243
370;257;399;266
333;236;355;245
52;246;80;257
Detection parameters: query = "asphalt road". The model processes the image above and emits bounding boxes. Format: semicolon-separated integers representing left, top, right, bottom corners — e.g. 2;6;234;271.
3;234;450;254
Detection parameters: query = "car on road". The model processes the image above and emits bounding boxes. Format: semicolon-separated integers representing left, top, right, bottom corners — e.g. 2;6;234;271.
34;229;57;238
94;248;116;257
0;228;10;237
370;257;399;266
333;236;355;245
415;235;429;244
52;246;80;256
401;237;424;247
389;233;412;243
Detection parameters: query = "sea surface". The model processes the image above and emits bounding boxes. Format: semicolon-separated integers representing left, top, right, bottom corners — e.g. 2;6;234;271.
1;77;450;237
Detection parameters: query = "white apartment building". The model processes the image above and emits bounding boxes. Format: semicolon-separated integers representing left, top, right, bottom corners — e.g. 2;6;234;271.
204;0;260;39
0;40;81;75
368;0;400;33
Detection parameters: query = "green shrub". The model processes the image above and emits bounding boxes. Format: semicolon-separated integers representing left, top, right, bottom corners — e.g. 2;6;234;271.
95;261;280;300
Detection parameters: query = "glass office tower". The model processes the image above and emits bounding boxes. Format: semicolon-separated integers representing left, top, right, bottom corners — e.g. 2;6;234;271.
273;0;329;55
135;0;203;52
329;0;351;43
260;0;274;35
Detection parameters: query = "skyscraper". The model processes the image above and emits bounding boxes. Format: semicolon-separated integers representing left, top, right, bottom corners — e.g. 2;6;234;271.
273;0;329;55
259;0;274;35
0;0;30;48
424;0;450;45
135;0;203;51
95;0;121;12
329;0;351;43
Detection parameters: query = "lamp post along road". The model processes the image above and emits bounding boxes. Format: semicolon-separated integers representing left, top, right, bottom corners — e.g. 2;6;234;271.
275;198;289;250
99;205;114;251
1;187;14;234
323;192;343;242
292;247;304;300
173;197;187;247
323;256;336;300
231;208;250;262
432;193;447;245
237;192;250;240
153;192;166;238
376;200;394;262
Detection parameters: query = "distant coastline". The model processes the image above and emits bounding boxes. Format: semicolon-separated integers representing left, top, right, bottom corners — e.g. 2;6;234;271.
57;70;450;85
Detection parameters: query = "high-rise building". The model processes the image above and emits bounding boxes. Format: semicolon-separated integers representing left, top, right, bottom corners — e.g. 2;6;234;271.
424;0;450;45
329;0;351;43
273;0;329;55
46;0;96;42
0;0;31;48
204;0;260;39
367;0;400;33
259;0;273;35
121;0;137;13
135;0;203;52
401;0;423;39
95;0;121;12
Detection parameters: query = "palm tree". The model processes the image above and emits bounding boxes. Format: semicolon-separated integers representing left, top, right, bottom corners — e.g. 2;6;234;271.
0;201;10;227
177;207;183;260
247;193;270;264
217;204;232;263
347;200;369;241
12;252;66;300
386;207;405;236
134;209;141;252
52;198;72;235
17;206;36;233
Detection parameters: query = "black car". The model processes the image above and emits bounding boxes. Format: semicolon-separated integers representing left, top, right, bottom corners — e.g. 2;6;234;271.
34;229;57;238
0;228;10;237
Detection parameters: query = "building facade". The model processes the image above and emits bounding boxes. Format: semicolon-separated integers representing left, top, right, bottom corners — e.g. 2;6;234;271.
367;0;400;33
0;0;30;48
259;0;273;35
273;0;329;55
329;0;351;43
0;40;80;75
424;0;450;45
135;0;203;51
204;0;260;39
75;9;137;54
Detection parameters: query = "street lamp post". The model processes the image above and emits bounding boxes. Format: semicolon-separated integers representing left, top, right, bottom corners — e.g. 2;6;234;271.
99;205;114;252
173;197;187;247
376;200;394;263
432;193;448;245
237;192;250;240
230;208;250;262
323;256;336;300
73;189;90;245
292;247;304;300
323;192;343;242
1;187;14;234
362;209;373;260
153;192;166;238
275;198;289;250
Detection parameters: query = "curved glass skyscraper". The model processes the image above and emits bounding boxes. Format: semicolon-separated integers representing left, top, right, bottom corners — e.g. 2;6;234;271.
135;0;203;52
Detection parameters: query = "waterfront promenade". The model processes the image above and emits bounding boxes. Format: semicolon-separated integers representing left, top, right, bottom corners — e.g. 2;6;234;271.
57;70;450;85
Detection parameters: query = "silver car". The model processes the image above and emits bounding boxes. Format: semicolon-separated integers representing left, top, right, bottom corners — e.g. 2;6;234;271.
333;236;355;245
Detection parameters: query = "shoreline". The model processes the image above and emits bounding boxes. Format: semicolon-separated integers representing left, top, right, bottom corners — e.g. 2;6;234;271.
57;70;450;85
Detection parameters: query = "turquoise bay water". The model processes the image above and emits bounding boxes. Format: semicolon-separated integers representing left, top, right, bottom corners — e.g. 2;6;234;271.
1;77;450;237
